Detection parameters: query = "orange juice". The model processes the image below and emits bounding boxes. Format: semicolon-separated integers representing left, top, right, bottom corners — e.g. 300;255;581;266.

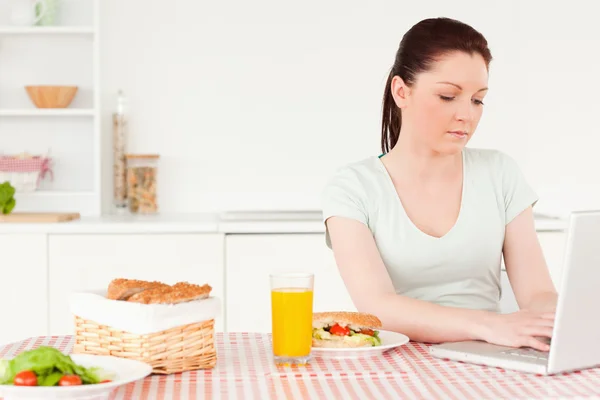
271;287;313;357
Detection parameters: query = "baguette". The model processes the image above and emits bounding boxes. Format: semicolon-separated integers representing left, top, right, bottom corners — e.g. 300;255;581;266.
126;282;212;304
106;278;169;301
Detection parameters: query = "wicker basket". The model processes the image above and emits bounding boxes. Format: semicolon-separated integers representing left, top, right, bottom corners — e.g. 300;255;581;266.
72;315;217;374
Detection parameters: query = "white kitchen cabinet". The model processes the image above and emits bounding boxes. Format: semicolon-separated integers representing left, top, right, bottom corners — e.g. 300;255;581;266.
225;234;355;333
500;231;566;314
48;233;225;336
0;234;48;346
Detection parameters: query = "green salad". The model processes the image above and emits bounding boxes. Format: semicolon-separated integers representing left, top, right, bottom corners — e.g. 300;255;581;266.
0;347;113;387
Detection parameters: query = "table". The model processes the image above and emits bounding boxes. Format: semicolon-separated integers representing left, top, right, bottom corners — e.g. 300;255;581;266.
1;333;599;399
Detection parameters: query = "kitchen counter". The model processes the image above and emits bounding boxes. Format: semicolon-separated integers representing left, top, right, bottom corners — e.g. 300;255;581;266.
0;211;567;234
0;213;220;234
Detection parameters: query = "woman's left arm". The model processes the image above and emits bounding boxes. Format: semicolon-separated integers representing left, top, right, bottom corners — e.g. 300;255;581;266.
503;206;558;312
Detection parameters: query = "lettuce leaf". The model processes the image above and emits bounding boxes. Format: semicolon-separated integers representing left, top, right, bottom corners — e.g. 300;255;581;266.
347;333;382;346
313;328;382;346
38;372;63;386
312;328;332;340
0;181;16;215
0;359;10;385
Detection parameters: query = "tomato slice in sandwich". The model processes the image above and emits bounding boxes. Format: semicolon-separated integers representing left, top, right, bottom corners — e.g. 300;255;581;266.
358;329;375;336
329;324;350;336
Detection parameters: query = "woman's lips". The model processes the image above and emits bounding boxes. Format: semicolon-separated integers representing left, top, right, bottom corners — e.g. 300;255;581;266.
448;131;468;139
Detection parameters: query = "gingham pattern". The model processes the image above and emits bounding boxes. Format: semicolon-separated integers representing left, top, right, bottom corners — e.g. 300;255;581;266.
0;156;53;189
2;334;600;399
0;156;50;173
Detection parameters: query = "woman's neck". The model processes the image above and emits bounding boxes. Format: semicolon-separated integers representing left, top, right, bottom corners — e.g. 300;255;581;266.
383;131;462;183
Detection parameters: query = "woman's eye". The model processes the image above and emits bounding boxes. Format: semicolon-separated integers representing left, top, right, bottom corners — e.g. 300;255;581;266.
439;95;484;106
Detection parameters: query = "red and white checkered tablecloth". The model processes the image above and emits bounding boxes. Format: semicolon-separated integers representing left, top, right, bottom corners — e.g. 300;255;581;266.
1;333;600;399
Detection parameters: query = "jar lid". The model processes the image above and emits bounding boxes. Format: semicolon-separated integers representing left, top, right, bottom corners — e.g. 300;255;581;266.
125;154;160;159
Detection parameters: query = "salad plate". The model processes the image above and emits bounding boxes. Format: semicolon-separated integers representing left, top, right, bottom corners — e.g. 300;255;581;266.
0;346;152;400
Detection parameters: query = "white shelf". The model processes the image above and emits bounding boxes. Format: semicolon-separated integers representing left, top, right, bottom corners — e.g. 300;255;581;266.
16;190;96;197
0;26;94;35
0;0;102;216
0;109;95;117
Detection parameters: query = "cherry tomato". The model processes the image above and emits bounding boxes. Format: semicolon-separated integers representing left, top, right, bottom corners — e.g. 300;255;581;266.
58;375;82;386
329;324;350;336
14;370;37;386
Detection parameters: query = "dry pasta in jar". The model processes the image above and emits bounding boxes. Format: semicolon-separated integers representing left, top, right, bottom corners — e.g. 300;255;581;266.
125;154;159;214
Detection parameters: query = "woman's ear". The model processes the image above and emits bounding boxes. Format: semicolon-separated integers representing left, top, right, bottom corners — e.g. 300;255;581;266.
391;76;410;109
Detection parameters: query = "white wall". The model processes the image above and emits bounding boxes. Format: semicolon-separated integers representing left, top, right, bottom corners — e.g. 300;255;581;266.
4;1;600;216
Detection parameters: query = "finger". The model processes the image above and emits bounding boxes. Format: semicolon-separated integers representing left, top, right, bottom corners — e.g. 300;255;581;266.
529;318;554;328
539;312;556;320
533;336;551;346
524;326;553;339
524;336;551;352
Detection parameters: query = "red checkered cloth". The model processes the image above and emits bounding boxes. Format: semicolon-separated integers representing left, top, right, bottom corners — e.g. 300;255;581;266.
0;156;53;182
1;333;599;399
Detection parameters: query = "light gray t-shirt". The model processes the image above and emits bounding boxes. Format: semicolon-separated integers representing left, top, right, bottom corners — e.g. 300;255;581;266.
321;147;538;312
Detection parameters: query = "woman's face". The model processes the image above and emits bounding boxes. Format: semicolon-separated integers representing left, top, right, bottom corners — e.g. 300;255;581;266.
393;51;489;155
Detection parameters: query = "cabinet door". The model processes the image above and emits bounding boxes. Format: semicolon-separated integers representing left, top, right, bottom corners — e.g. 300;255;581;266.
0;234;48;346
225;234;354;333
48;234;224;335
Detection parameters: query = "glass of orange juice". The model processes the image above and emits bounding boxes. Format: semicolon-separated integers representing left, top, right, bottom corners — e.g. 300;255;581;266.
270;272;314;365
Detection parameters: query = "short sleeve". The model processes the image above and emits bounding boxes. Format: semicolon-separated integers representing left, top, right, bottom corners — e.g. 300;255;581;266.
320;167;369;248
500;153;539;224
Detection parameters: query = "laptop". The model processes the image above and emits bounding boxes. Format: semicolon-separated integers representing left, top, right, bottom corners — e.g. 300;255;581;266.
429;210;600;375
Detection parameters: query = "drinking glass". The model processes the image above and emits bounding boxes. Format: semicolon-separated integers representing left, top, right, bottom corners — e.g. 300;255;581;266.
270;273;314;365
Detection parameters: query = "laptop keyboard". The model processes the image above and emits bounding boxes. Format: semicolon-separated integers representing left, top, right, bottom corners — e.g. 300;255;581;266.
500;348;549;360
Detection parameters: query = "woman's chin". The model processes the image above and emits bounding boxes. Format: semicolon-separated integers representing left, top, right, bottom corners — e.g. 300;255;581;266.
434;140;468;155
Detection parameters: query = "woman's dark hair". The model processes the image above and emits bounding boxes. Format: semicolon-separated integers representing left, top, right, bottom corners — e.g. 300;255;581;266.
381;17;493;154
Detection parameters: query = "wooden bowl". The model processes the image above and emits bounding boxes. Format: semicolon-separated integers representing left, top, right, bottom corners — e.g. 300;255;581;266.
25;86;78;108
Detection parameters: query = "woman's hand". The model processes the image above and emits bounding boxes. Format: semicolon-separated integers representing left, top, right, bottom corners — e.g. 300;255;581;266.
477;310;555;351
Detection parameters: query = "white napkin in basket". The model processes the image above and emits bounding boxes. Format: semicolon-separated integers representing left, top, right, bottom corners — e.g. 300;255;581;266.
70;289;221;335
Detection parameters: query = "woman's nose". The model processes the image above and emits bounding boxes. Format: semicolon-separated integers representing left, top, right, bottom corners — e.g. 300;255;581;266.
455;100;475;122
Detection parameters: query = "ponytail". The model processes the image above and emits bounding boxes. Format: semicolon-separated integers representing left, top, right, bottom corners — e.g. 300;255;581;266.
381;70;401;154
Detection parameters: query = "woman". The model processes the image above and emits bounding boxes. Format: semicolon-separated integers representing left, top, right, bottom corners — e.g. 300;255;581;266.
322;17;557;352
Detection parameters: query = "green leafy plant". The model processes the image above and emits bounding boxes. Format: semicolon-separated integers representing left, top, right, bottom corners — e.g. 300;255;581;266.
0;181;16;215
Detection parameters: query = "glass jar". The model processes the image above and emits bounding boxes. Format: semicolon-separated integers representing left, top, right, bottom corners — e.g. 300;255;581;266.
125;154;159;214
112;90;128;209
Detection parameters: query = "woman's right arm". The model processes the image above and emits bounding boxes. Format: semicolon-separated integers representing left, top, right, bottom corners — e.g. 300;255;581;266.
327;216;554;350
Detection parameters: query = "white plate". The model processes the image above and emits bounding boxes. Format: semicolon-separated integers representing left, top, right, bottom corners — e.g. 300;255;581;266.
0;354;152;400
311;330;410;359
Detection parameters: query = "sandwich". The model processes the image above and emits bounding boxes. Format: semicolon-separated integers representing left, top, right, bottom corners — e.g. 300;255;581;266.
312;311;382;348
